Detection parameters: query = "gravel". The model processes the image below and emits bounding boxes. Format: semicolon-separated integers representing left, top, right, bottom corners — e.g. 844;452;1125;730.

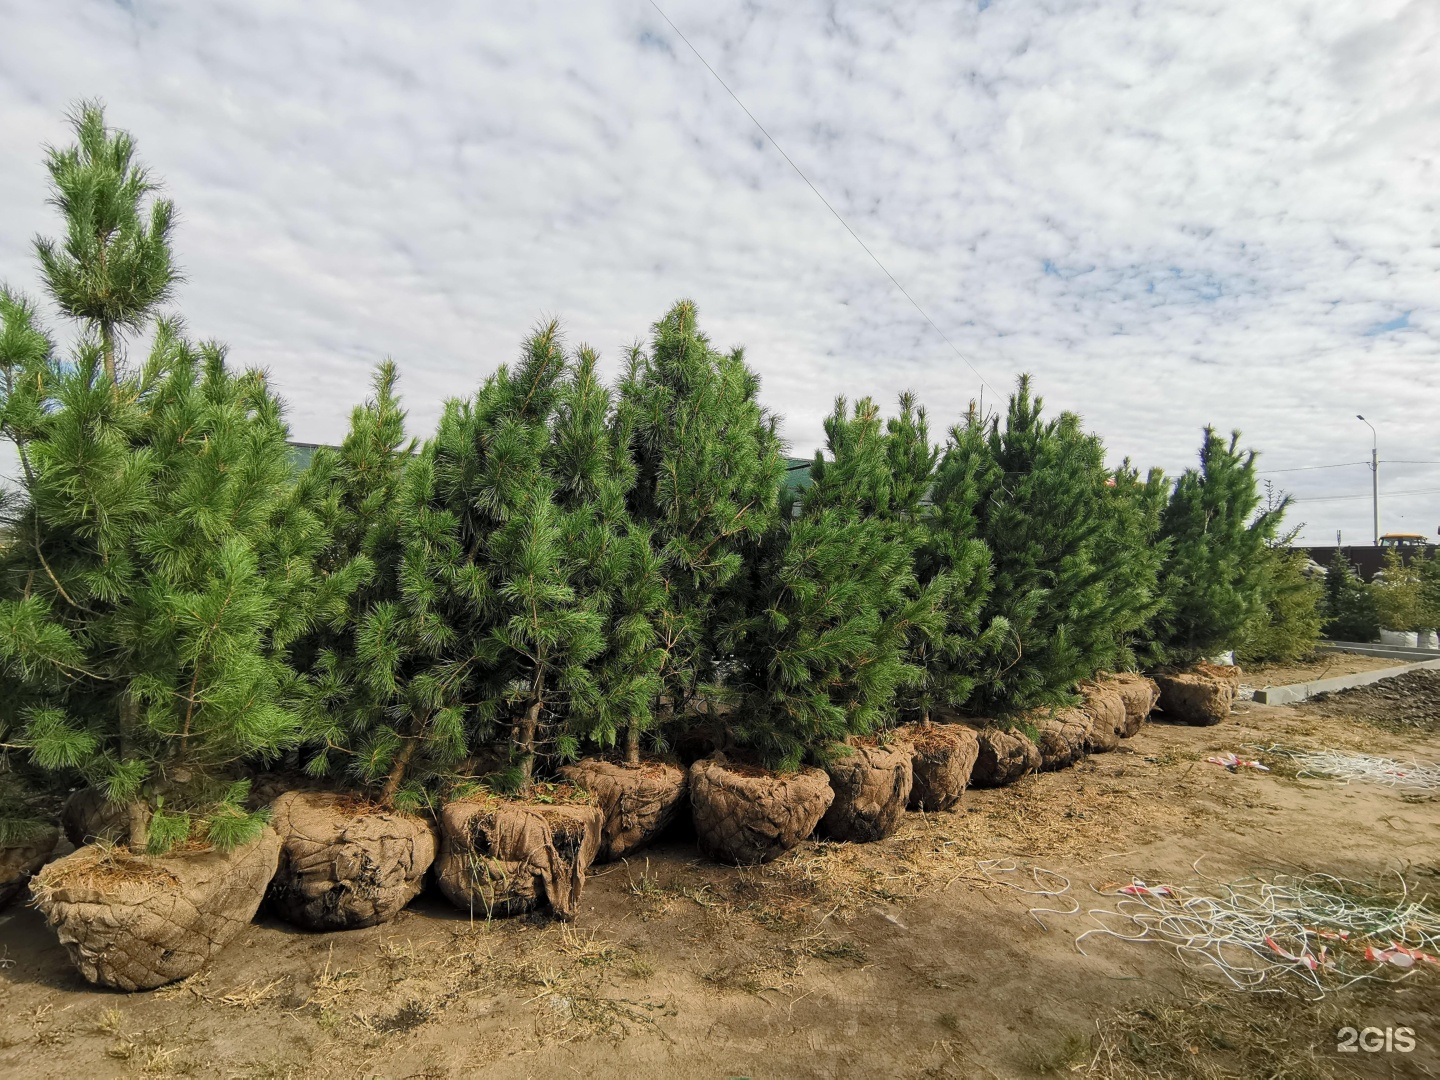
1304;669;1440;733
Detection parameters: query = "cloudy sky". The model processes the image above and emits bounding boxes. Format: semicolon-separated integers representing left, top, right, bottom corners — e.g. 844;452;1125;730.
1;0;1437;543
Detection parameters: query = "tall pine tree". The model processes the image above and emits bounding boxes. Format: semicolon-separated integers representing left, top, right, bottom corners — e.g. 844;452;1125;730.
0;106;328;851
937;377;1163;713
285;362;426;804
716;397;942;768
617;300;785;729
1144;427;1285;667
398;322;610;792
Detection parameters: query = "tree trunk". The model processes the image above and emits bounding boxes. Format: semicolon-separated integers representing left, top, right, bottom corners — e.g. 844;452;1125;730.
101;322;117;387
126;801;150;852
380;737;418;805
518;672;544;791
118;694;148;850
625;722;640;767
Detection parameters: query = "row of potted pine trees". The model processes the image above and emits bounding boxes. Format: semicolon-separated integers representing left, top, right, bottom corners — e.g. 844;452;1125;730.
0;104;1269;991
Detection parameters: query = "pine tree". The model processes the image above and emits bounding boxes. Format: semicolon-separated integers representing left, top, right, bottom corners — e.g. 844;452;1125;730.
1371;547;1422;632
285;362;425;804
548;350;666;766
716;397;942;769
1418;552;1440;633
920;401;1006;718
1144;427;1285;667
398;322;608;792
0;107;326;852
617;300;785;727
935;377;1163;713
1321;550;1379;643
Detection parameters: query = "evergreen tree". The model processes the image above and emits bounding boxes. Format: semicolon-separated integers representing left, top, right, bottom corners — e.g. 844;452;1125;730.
285;362;425;804
0;106;328;852
866;394;1006;721
1144;427;1286;667
549;350;666;765
398;322;608;791
1235;546;1324;664
617;300;785;725
1321;550;1379;643
936;377;1164;714
717;397;940;768
1371;547;1422;632
1418;551;1440;632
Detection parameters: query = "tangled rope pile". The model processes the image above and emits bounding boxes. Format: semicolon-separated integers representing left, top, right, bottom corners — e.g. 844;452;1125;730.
1075;871;1440;998
1252;744;1440;792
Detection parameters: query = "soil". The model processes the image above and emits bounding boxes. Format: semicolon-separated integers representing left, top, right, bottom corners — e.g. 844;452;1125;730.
1;693;1438;1077
1244;650;1407;690
1305;668;1440;735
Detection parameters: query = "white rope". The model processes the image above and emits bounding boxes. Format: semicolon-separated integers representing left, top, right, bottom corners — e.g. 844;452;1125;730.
1074;872;1440;999
1251;744;1440;792
976;859;1080;929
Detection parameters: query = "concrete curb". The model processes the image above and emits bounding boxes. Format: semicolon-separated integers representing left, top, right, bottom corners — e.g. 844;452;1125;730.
1320;641;1440;662
1252;657;1440;706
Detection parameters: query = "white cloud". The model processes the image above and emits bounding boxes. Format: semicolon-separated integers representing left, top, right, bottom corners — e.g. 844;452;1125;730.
0;0;1436;543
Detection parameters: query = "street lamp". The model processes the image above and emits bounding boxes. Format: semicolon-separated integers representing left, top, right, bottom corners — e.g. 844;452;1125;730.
1357;415;1378;546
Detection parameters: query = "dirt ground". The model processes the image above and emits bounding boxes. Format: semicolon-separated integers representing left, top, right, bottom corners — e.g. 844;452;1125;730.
1242;651;1415;690
1;694;1437;1079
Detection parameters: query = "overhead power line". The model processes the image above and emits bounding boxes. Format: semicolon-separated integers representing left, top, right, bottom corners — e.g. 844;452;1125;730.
1260;461;1368;474
1292;487;1440;504
647;0;1001;402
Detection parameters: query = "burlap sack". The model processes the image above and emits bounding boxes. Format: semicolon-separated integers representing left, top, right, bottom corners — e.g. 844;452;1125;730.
969;728;1041;788
904;723;979;812
266;792;436;930
1155;671;1236;726
30;829;281;991
434;797;602;921
1032;710;1090;771
1078;682;1126;752
0;826;59;908
689;757;833;865
558;759;688;862
819;740;913;842
1104;673;1160;736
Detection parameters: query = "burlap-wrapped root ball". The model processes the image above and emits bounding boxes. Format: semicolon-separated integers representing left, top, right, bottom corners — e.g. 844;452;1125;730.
1031;710;1090;771
558;759;688;862
1104;673;1160;736
819;739;913;842
904;723;979;812
1195;661;1244;691
30;828;281;991
1078;682;1127;752
1155;671;1236;726
435;797;602;920
689;756;833;865
0;826;59;908
969;727;1041;788
266;792;436;930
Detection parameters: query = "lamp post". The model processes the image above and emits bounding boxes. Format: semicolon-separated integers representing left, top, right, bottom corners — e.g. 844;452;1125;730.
1357;415;1378;546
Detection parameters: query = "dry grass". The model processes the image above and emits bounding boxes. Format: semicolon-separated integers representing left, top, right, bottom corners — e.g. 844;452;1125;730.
282;920;671;1055
1082;984;1353;1079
